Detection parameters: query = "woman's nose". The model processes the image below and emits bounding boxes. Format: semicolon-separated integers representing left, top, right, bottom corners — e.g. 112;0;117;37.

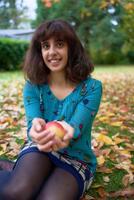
49;45;57;55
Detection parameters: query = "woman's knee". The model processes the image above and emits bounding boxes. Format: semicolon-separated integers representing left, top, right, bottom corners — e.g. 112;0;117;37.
0;180;32;200
37;190;78;200
37;168;79;200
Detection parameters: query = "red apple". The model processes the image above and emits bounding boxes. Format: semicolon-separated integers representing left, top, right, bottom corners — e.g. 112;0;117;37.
45;121;66;139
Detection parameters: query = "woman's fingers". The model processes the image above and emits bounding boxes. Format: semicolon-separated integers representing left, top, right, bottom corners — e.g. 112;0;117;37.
52;137;69;150
63;131;73;141
30;129;53;143
32;118;46;132
37;134;69;152
37;131;55;145
30;119;73;152
52;144;59;151
37;140;53;152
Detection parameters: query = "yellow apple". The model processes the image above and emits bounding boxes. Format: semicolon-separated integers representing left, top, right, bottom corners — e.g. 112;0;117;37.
45;121;66;139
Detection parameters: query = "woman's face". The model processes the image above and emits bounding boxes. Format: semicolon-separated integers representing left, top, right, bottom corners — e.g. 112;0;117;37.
41;37;68;73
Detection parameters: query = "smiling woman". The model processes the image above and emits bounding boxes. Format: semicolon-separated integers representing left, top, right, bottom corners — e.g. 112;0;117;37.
23;19;93;84
0;19;102;200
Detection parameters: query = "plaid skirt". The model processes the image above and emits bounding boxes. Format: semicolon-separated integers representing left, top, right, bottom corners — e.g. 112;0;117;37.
17;141;94;198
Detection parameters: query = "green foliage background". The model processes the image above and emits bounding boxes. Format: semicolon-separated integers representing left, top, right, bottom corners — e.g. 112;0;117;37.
0;38;28;70
0;0;28;29
0;0;134;70
32;0;134;65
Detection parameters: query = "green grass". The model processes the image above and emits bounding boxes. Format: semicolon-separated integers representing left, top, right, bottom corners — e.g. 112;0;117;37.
106;169;127;192
93;65;134;73
0;70;23;80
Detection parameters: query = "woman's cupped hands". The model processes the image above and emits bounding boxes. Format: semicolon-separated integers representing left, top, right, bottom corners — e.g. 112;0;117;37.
29;118;74;152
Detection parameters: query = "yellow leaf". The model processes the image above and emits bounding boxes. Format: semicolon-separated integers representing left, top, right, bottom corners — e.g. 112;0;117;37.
0;143;8;155
97;134;114;145
98;116;109;122
91;183;102;188
106;112;115;117
113;137;125;144
97;155;105;166
110;121;122;126
130;164;134;172
121;125;128;130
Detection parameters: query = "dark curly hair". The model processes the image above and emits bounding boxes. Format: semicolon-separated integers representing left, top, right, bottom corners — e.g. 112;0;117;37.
23;19;94;84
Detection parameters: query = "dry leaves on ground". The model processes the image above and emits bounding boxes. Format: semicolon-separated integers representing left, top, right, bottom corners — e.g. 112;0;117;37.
0;71;134;199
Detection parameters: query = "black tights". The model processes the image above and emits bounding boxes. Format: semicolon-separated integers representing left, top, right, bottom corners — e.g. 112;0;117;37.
0;152;79;200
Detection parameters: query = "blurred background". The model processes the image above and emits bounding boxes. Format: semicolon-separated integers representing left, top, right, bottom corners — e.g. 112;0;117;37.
0;0;133;71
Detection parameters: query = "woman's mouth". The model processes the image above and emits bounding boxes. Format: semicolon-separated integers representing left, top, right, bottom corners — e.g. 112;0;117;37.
49;58;61;66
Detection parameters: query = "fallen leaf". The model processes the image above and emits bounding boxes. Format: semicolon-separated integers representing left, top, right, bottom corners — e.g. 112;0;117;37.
115;160;131;173
97;166;113;173
0;143;8;155
84;194;95;200
97;155;105;166
110;121;123;126
112;137;125;144
91;183;102;188
118;150;132;158
97;134;114;145
110;187;134;197
122;173;134;186
103;176;110;183
98;187;108;198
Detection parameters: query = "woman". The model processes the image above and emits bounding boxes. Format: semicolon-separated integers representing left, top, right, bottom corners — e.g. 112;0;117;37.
0;19;102;200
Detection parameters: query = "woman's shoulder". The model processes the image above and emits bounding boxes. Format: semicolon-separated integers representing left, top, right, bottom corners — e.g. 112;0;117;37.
84;76;102;89
76;77;102;98
24;80;37;91
24;80;47;88
23;80;46;96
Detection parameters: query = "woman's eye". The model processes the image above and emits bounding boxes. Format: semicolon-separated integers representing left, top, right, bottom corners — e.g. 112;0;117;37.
41;42;49;50
57;41;64;48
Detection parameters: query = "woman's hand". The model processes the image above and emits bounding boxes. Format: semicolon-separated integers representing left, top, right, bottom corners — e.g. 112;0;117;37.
52;121;74;151
29;118;55;152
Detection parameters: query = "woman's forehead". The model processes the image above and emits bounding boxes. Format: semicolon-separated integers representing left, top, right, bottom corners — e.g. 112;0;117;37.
42;37;65;42
40;28;68;42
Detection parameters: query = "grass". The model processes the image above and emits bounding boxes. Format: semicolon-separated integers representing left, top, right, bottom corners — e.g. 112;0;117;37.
0;70;23;80
93;65;134;73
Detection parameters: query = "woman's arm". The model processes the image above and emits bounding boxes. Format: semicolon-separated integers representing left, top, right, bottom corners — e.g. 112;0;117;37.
52;80;102;150
66;80;102;139
23;81;44;137
23;81;55;152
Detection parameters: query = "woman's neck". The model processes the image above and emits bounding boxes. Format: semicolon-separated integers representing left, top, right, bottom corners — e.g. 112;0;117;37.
48;71;67;87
